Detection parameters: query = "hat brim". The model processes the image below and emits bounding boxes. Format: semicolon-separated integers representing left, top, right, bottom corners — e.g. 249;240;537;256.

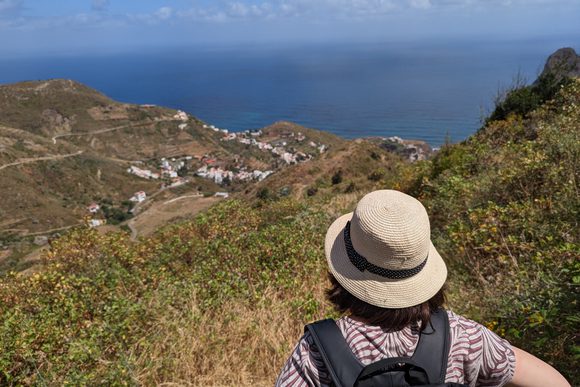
325;213;447;308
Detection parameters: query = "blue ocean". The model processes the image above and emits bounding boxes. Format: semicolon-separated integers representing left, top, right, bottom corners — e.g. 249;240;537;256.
0;38;575;145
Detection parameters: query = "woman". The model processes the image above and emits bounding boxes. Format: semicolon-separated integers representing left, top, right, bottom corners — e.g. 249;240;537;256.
276;190;569;387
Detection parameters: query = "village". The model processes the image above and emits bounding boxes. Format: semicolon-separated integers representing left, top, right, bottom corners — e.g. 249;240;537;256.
85;111;329;227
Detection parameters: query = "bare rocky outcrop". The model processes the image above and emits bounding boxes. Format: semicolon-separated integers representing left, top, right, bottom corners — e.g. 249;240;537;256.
538;47;580;82
41;109;75;136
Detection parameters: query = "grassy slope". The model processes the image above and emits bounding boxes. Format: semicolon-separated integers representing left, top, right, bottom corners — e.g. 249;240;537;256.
0;81;578;385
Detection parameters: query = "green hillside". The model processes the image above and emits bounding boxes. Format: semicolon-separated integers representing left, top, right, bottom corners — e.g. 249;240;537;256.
0;79;578;385
406;79;579;375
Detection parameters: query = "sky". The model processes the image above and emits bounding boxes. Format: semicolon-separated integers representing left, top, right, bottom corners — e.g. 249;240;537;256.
1;0;579;56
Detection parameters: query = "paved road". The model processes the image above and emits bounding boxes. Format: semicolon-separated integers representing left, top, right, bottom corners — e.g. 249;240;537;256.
0;150;84;171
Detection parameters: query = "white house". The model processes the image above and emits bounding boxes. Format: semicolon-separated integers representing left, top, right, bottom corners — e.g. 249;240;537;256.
89;219;106;228
87;203;100;213
130;191;147;203
128;166;158;180
173;110;188;121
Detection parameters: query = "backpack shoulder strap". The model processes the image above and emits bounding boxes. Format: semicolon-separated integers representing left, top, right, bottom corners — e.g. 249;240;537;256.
305;319;364;387
410;308;451;384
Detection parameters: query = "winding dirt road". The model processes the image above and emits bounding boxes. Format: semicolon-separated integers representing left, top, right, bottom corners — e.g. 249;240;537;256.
51;119;174;144
0;150;84;171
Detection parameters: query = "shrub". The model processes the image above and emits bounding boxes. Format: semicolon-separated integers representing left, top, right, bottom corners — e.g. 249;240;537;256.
488;73;572;123
368;169;385;182
331;170;343;185
344;182;356;193
256;187;272;200
306;187;318;197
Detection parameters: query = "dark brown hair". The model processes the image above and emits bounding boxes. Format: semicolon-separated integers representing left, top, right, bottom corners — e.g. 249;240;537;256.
326;273;446;332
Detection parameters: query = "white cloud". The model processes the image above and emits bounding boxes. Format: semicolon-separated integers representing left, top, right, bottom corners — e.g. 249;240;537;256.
226;2;274;18
2;0;579;32
155;6;173;20
173;0;400;22
0;0;22;15
91;0;110;12
410;0;432;9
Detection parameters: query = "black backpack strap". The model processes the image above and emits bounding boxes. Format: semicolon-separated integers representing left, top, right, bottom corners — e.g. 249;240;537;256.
356;357;431;386
305;319;364;387
410;308;451;384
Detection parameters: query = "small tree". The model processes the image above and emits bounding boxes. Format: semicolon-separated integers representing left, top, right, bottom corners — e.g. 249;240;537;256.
257;187;271;201
331;170;343;185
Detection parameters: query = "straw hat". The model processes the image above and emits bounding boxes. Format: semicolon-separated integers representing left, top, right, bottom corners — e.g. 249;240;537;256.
325;190;447;308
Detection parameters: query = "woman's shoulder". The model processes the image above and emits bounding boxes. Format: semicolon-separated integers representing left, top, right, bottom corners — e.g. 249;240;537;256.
446;309;492;341
446;309;482;329
445;309;516;385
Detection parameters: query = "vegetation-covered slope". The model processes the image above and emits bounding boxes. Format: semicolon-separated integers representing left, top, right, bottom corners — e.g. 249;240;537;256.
406;79;579;376
0;79;578;385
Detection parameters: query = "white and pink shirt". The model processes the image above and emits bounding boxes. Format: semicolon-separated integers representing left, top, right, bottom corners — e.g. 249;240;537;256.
276;310;515;387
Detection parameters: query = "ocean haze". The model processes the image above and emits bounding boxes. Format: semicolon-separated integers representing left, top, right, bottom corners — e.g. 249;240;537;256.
0;39;575;146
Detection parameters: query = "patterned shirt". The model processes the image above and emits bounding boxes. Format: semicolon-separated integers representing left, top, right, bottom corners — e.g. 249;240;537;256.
276;310;515;387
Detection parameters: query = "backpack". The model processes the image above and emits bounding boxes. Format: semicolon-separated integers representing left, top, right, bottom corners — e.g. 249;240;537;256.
305;308;469;387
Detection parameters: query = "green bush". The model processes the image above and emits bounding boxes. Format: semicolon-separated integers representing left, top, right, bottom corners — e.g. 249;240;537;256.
488;73;572;123
0;200;330;384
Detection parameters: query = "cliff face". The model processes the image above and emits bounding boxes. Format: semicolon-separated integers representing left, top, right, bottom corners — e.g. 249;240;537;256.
539;47;580;81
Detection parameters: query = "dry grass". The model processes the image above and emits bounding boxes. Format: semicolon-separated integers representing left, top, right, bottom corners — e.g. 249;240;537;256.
130;196;220;238
322;192;361;219
131;280;329;386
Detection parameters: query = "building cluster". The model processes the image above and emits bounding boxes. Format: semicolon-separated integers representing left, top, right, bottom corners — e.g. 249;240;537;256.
202;123;230;136
202;123;328;166
86;203;106;228
160;157;185;178
196;165;273;185
383;136;431;162
127;156;193;182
